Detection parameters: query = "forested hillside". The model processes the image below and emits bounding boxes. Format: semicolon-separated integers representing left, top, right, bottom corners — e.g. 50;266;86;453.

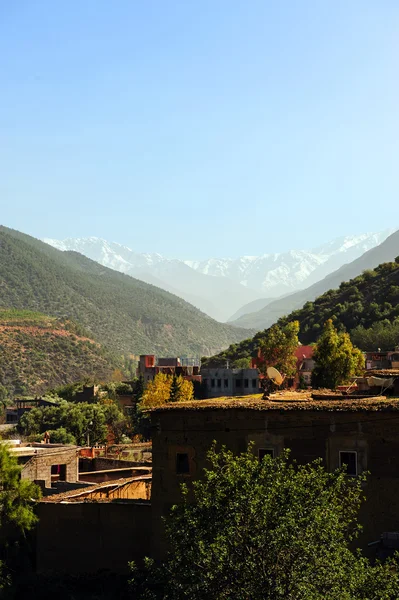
0;310;120;395
204;258;399;365
231;229;399;330
0;227;252;357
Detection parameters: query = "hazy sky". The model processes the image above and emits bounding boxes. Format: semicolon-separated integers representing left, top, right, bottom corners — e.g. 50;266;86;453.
1;1;399;258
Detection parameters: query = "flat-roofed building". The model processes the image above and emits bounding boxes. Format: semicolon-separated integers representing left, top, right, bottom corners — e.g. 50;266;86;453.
200;367;259;397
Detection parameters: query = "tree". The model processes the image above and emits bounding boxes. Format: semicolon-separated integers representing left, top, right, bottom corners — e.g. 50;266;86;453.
312;320;364;389
130;445;399;599
257;321;300;378
141;374;194;409
169;375;181;403
0;444;41;591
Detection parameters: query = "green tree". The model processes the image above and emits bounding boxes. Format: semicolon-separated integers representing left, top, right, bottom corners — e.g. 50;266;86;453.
169;375;181;403
0;444;41;591
257;321;300;378
130;445;399;600
312;320;364;389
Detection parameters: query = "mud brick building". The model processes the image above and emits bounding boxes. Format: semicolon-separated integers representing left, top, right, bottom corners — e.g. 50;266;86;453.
150;396;399;557
9;443;79;489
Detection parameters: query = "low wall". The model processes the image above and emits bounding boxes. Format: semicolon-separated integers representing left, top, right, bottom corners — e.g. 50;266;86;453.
79;466;151;484
36;501;152;574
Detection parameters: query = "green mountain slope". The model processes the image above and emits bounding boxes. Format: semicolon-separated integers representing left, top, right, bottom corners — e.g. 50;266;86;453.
204;257;399;365
0;309;119;395
231;229;399;330
0;226;253;357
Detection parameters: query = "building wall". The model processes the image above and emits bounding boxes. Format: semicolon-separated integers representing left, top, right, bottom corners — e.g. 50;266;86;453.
151;407;399;558
201;368;259;397
21;448;78;488
36;501;151;574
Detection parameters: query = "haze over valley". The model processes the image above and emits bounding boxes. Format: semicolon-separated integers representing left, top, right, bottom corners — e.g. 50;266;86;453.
44;230;392;323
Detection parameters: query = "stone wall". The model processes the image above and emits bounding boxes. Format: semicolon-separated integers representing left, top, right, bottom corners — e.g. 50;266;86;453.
21;447;78;488
36;501;151;574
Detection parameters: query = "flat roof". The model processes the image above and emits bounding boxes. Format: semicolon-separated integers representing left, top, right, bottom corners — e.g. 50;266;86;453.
8;445;78;457
151;393;399;413
41;475;152;503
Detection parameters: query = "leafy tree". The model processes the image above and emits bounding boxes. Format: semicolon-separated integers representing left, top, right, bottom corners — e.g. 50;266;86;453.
257;321;300;378
312;320;364;389
0;444;41;591
233;357;251;368
130;445;399;600
46;427;76;445
141;374;193;409
17;400;126;446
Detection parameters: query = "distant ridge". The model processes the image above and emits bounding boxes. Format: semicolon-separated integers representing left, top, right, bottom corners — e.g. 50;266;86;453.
0;226;253;357
44;231;391;322
231;229;399;330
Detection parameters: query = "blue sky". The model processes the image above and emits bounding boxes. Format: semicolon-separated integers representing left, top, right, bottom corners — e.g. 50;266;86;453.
1;1;399;258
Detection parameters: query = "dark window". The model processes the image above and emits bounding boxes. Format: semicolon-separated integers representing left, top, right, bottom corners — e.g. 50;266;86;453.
51;464;67;481
259;448;274;461
202;379;207;387
217;379;222;387
252;379;257;388
224;379;228;387
339;451;357;476
235;379;242;387
176;453;190;475
211;379;215;388
244;378;249;387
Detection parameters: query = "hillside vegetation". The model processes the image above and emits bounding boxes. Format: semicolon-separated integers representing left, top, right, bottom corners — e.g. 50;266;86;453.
0;309;119;395
0;226;253;357
231;229;399;330
204;258;399;366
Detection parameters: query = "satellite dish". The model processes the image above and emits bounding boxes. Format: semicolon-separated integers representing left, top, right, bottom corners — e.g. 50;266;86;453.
266;366;284;386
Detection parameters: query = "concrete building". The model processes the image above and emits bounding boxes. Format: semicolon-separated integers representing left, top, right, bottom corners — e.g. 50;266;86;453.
138;354;201;383
200;367;259;397
150;396;399;558
365;349;399;371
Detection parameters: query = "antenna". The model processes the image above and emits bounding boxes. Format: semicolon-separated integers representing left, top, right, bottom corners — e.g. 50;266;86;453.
266;366;284;386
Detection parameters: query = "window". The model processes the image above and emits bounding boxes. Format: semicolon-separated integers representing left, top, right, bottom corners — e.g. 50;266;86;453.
202;379;207;387
51;464;67;481
259;448;274;461
235;379;242;387
224;379;228;387
211;379;215;388
339;451;357;476
252;379;257;388
176;453;190;475
217;379;221;388
244;378;249;387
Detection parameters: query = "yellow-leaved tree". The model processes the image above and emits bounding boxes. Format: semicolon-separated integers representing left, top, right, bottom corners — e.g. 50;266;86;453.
141;373;194;408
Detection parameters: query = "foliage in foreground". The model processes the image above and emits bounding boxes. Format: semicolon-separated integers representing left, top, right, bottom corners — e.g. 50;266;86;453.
0;444;41;592
130;445;399;600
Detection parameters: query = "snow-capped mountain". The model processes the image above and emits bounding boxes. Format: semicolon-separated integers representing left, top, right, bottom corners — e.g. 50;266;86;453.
43;230;393;322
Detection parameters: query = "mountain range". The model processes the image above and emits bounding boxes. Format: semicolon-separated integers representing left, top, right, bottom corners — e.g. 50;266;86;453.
44;231;392;322
231;229;399;330
0;226;252;359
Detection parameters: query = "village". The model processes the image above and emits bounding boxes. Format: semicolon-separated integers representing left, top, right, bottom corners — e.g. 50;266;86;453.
3;339;399;578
